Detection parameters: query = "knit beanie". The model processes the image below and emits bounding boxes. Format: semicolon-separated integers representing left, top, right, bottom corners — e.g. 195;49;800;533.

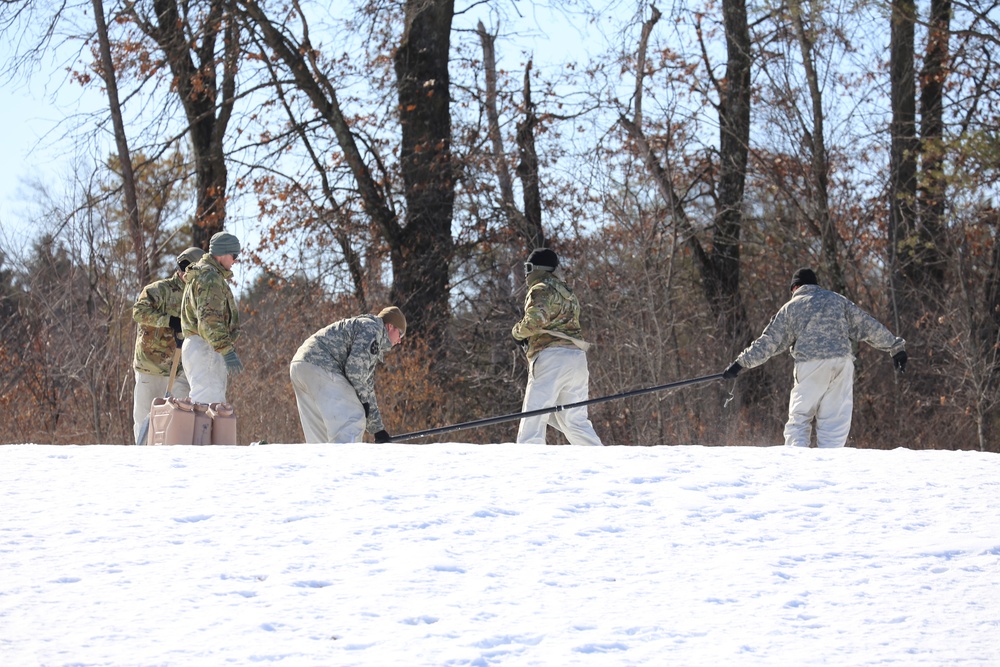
377;306;407;337
790;268;818;291
525;247;558;272
209;232;241;257
176;247;205;271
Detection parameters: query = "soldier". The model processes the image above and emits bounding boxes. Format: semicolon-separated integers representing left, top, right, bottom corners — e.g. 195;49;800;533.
289;307;406;443
180;232;242;404
512;248;604;446
131;247;205;444
722;268;908;448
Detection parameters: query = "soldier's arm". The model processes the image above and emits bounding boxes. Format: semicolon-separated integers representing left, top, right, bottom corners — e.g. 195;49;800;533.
133;282;170;328
846;302;905;354
737;307;794;369
512;285;552;340
195;279;236;355
344;326;383;432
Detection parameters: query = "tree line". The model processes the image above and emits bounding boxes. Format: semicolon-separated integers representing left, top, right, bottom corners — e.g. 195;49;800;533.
1;0;999;450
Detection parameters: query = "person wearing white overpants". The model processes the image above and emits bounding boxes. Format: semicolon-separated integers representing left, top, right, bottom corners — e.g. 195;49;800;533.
722;268;907;448
131;246;203;444
513;248;603;446
517;346;602;446
180;232;243;405
132;372;191;443
290;307;406;444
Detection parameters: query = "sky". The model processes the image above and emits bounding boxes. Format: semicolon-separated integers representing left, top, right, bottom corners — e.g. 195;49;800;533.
2;442;998;665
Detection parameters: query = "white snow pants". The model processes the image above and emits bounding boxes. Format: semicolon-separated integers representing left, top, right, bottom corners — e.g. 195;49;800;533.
517;347;603;446
182;335;229;405
289;360;366;444
132;370;190;444
784;356;854;448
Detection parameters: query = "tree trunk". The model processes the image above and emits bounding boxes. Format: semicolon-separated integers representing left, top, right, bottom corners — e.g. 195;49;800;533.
707;0;753;355
888;0;918;326
239;0;455;346
515;62;544;251
91;0;148;286
392;0;456;345
789;0;845;295
136;0;239;247
917;0;951;290
476;23;543;249
620;3;752;352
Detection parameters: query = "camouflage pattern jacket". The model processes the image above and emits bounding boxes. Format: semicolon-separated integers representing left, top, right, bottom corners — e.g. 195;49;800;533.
180;255;240;356
512;270;585;360
736;284;906;369
291;315;393;434
132;272;185;376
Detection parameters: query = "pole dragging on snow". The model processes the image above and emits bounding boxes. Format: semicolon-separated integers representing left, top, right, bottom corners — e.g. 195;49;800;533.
389;373;725;443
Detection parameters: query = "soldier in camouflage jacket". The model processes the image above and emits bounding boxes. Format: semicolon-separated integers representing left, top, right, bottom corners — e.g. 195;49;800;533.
289;307;406;443
131;247;204;444
180;232;242;404
723;268;907;448
512;248;603;446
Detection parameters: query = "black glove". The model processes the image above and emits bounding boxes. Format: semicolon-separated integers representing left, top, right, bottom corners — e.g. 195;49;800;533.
362;403;370;418
169;316;182;335
373;430;392;443
723;361;742;380
892;350;908;373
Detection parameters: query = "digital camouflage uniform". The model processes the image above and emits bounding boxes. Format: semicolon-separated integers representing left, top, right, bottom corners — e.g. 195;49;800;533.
180;255;240;403
735;284;906;448
289;315;393;443
131;271;191;443
512;270;603;446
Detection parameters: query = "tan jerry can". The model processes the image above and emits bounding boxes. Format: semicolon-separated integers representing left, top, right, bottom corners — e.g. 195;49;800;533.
208;402;239;445
147;397;196;445
192;402;213;445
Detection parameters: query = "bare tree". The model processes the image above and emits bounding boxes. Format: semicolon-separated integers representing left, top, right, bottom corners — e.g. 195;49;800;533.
235;0;455;346
91;0;147;285
888;0;919;326
917;0;952;290
476;21;546;250
125;0;240;247
617;3;753;355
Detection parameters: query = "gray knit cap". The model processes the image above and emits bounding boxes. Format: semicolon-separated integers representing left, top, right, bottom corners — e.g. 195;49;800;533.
209;232;241;257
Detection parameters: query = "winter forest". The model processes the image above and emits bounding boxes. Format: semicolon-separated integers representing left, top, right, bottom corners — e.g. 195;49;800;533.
0;0;999;450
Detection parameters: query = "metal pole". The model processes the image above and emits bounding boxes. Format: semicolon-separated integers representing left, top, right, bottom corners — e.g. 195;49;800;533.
390;373;725;443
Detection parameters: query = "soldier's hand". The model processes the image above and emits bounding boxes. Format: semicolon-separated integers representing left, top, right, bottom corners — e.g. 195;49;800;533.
223;350;244;376
169;316;182;335
723;362;742;380
373;430;392;443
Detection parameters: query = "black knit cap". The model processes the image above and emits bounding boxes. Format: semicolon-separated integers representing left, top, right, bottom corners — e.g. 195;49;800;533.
790;268;818;291
525;247;558;272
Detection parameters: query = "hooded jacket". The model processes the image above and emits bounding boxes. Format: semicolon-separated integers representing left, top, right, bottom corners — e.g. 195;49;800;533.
179;255;240;356
132;272;185;376
512;270;585;360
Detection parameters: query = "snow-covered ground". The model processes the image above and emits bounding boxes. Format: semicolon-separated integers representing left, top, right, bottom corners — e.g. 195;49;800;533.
1;443;998;666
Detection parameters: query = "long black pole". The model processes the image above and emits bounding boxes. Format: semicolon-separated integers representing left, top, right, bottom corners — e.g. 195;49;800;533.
389;373;725;443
